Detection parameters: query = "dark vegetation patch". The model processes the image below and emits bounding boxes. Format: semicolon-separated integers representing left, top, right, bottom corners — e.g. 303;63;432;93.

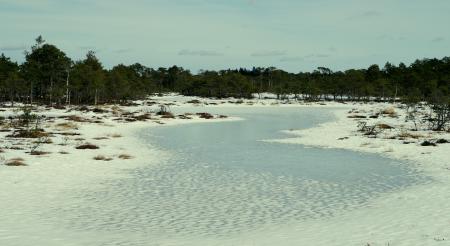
93;155;113;161
118;154;133;160
7;129;50;138
76;143;99;149
5;158;26;166
421;141;437;147
197;112;214;119
436;139;449;144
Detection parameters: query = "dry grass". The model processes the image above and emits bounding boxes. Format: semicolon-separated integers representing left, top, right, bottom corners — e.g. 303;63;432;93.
55;122;78;130
30;151;50;156
66;115;89;122
347;115;367;119
76;143;99;150
376;123;395;129
197;112;214;119
107;133;122;138
133;113;152;121
93;137;109;140
5;158;26;166
381;107;397;117
59;151;70;154
160;112;175;119
93;155;113;161
118;154;133;160
7;130;49;138
397;132;424;139
187;99;201;104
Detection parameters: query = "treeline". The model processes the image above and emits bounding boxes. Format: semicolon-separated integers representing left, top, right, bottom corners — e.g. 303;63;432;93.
0;36;449;105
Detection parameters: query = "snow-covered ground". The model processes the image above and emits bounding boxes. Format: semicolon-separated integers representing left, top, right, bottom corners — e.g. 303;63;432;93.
0;94;449;245
261;103;450;246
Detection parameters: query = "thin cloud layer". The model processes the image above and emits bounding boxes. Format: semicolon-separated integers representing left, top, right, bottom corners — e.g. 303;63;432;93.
178;49;224;57
251;50;286;57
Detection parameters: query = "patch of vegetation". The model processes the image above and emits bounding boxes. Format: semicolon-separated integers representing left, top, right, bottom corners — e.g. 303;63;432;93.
76;143;99;149
5;158;26;166
93;155;113;161
197;112;214;119
118;154;133;160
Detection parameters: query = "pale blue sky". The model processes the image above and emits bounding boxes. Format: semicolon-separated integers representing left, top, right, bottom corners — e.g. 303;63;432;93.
0;0;449;72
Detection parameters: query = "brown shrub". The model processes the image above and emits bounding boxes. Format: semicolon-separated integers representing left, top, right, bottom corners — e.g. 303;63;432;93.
347;115;367;119
118;154;133;160
93;137;109;140
76;143;99;150
55;122;78;130
376;124;395;129
5;158;26;166
66;115;89;122
93;155;113;161
197;112;214;119
59;151;70;154
108;133;122;138
187;99;201;104
160;112;175;118
397;132;423;139
30;151;50;156
178;115;192;120
381;107;397;117
7;130;49;138
133;114;152;121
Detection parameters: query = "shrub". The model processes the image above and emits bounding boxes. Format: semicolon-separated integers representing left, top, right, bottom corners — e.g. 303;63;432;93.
55;122;78;130
5;158;26;166
436;139;449;144
93;155;113;161
7;129;49;138
197;112;214;119
381;107;397;117
421;141;437;146
133;113;152;121
187;99;201;104
118;154;133;160
76;143;99;150
376;124;394;129
30;151;50;156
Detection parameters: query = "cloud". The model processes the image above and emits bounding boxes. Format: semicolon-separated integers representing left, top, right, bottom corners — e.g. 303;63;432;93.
79;46;97;51
114;48;132;54
432;37;445;42
347;10;382;20
178;49;223;56
362;11;381;17
251;50;286;57
305;54;330;58
280;56;304;62
0;44;27;52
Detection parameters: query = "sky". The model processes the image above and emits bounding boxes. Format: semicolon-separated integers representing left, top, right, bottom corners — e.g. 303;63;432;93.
0;0;449;73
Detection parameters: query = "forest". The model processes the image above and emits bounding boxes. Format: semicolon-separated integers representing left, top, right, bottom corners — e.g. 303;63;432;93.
0;36;449;106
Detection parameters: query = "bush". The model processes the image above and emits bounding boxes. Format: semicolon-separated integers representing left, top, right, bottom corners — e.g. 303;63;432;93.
197;112;214;119
93;155;113;161
7;129;49;138
5;158;26;166
118;154;133;160
76;143;99;149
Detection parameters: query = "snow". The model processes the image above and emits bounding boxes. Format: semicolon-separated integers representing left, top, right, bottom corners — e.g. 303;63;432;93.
1;95;449;245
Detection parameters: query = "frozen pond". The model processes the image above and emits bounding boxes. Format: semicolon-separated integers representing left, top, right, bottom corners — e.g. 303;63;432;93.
10;107;428;245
